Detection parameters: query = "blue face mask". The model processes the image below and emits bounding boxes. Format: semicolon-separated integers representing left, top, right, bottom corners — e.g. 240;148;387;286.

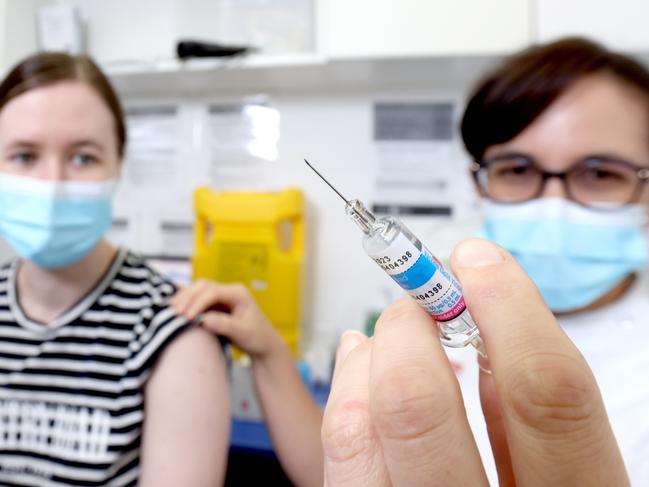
479;198;649;312
0;174;116;269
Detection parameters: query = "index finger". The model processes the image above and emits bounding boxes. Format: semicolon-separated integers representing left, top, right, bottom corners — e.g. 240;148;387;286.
370;297;489;486
172;281;248;320
451;238;629;486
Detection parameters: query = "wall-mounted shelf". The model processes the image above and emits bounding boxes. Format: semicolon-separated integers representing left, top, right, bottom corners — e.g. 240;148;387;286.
106;52;502;98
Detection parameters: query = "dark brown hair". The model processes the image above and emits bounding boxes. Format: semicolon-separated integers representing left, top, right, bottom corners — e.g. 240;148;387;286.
461;37;649;162
0;52;126;157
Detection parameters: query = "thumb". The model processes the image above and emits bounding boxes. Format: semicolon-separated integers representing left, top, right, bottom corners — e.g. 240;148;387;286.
451;238;628;486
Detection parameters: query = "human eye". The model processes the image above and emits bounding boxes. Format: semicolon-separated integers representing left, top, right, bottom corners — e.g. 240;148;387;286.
585;168;621;180
578;160;631;184
8;151;37;166
71;152;99;167
490;158;535;179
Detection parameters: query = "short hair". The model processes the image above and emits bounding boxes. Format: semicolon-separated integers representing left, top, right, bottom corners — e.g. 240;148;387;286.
460;37;649;163
0;52;126;157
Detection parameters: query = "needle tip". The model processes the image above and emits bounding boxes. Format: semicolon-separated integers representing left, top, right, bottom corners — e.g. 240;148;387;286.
302;157;349;203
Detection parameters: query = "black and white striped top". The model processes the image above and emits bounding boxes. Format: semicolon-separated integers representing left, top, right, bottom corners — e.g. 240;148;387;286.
0;248;190;486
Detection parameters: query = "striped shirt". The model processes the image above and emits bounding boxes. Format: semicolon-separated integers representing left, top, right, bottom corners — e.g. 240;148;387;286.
0;248;190;486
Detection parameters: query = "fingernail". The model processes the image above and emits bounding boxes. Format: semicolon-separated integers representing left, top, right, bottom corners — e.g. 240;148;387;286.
337;330;367;363
454;239;504;268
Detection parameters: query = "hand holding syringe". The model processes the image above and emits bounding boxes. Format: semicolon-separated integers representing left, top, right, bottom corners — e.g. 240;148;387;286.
305;159;486;356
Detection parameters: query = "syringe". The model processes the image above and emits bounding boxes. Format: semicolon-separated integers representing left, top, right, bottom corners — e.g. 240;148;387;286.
305;159;485;355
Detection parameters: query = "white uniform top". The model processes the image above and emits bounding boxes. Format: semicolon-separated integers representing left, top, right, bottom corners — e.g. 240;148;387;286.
449;271;649;486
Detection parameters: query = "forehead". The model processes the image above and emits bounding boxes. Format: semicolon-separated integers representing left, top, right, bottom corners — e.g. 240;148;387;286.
0;81;116;147
484;74;649;167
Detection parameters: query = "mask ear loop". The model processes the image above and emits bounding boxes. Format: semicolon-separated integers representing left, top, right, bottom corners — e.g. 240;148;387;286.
641;209;649;264
642;206;649;229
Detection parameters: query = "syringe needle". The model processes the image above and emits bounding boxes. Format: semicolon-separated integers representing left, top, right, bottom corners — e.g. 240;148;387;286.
303;158;483;354
304;159;349;204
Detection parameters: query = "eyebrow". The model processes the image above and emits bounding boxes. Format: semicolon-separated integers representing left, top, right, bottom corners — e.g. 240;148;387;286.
481;150;532;163
483;150;643;169
580;152;637;165
68;140;106;152
5;139;106;152
5;140;39;150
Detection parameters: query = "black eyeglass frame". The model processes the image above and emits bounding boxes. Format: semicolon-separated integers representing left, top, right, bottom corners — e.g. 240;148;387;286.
470;154;649;211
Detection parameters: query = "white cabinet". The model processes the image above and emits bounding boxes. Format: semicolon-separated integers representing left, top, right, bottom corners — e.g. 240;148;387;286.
0;1;6;73
60;0;224;66
536;0;649;52
0;0;43;76
321;0;532;58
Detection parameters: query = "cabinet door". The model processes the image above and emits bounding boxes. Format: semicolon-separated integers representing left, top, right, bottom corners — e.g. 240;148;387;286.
321;0;532;58
0;0;42;76
0;0;6;73
536;0;649;51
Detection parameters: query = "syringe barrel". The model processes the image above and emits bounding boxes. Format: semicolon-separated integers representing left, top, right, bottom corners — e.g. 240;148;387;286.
361;216;480;348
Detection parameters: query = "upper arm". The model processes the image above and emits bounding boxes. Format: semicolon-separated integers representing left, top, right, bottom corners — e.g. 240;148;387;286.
139;326;230;487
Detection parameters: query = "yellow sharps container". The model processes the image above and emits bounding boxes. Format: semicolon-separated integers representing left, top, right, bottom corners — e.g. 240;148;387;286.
192;187;304;356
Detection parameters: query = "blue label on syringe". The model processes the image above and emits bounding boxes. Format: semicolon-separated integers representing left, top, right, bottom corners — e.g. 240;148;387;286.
368;232;466;322
391;252;438;290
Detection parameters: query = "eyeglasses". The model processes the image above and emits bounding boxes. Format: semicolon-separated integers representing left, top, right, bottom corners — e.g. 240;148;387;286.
471;154;649;210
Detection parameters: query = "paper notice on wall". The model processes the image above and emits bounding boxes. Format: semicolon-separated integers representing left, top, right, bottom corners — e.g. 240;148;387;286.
110;105;198;256
206;102;280;190
120;106;181;193
115;104;199;215
372;102;466;217
109;100;282;256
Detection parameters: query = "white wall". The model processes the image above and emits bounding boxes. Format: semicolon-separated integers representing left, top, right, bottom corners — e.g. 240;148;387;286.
269;89;482;342
103;79;489;347
114;83;485;346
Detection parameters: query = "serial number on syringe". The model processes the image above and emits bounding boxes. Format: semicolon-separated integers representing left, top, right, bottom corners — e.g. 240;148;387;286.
412;283;444;301
373;251;414;271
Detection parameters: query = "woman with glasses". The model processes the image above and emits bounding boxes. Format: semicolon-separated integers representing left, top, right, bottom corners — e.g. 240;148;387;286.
461;37;649;483
465;39;649;314
322;38;646;487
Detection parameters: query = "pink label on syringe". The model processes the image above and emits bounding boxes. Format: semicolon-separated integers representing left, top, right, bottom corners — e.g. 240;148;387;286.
433;296;467;322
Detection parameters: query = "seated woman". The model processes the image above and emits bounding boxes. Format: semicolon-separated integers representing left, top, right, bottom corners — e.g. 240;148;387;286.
0;52;229;486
